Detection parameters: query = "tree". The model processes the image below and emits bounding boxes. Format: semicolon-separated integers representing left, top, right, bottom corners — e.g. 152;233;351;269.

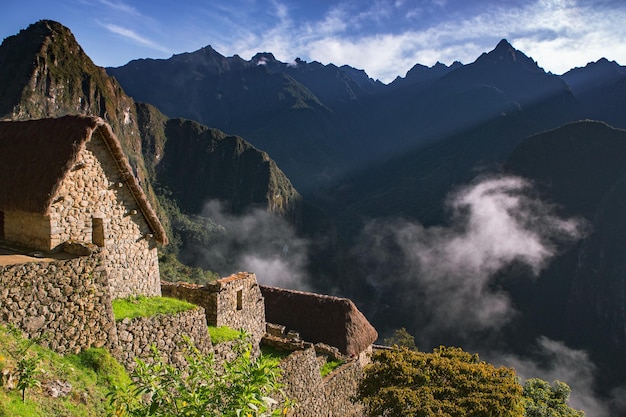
357;346;524;417
522;378;584;417
383;327;418;351
108;334;292;417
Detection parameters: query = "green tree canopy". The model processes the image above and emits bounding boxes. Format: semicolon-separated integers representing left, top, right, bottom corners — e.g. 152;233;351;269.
522;378;584;417
383;327;418;351
357;346;524;417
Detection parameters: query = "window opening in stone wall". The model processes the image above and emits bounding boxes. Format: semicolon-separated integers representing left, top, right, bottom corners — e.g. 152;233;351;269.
0;210;4;240
92;217;105;247
236;290;243;311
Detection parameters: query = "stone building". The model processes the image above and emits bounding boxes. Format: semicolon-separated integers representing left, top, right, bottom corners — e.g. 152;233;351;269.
162;272;266;346
0;115;167;298
260;285;378;357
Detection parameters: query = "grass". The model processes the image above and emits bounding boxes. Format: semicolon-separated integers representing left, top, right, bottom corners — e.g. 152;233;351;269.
320;358;344;377
259;345;293;366
0;324;131;417
207;326;242;344
112;295;196;321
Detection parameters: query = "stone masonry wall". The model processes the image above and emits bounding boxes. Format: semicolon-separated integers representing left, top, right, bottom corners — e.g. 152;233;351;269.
3;210;51;251
323;351;369;417
276;345;369;417
162;273;265;346
279;347;330;417
0;254;118;355
114;307;212;371
48;135;160;299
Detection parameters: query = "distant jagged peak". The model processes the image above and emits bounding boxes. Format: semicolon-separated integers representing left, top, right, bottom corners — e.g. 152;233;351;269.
475;38;543;73
565;57;626;74
252;52;278;65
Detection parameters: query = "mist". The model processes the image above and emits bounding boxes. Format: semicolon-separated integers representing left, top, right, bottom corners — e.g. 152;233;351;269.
356;175;586;343
490;336;626;416
189;200;310;290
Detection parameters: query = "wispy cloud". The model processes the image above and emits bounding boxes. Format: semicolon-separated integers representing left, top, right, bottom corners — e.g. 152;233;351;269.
102;23;170;54
98;0;138;15
185;200;311;291
355;175;585;344
491;337;626;416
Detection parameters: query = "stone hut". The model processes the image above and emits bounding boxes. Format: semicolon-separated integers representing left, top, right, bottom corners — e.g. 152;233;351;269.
161;272;266;345
0;115;167;298
260;285;378;357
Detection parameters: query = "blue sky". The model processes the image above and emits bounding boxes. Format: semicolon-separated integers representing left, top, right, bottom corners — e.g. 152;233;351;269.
2;0;626;83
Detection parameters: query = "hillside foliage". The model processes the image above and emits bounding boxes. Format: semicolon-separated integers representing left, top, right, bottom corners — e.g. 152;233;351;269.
357;345;585;417
108;335;292;417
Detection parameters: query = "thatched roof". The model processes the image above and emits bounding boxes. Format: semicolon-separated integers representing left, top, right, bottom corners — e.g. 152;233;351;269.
0;115;167;244
260;285;378;356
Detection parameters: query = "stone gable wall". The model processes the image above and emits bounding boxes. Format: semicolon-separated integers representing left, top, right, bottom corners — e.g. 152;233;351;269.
114;307;212;371
0;254;118;354
48;136;160;298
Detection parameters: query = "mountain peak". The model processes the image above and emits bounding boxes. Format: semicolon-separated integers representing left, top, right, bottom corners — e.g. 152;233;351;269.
252;52;278;67
474;38;543;73
495;38;513;51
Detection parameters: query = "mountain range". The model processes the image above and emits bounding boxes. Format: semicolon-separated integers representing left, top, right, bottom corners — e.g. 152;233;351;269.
4;19;626;406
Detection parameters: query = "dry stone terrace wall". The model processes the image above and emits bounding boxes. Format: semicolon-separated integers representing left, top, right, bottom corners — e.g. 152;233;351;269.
0;254;118;354
275;345;368;417
323;350;370;417
48;134;160;299
114;307;212;371
279;347;330;417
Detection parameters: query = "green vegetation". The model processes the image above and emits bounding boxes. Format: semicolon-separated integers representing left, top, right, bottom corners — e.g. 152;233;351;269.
320;358;344;377
523;378;585;417
112;296;196;321
158;252;219;285
358;346;525;417
207;326;242;344
260;345;293;366
0;324;131;417
358;345;586;417
109;336;293;417
383;327;418;351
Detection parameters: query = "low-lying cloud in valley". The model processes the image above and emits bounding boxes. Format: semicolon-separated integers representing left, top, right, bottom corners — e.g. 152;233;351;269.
189;200;310;290
491;336;626;417
357;175;586;342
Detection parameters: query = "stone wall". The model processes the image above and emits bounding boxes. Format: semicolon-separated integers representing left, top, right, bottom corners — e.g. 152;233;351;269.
3;210;50;251
162;273;265;346
0;254;118;354
275;345;368;417
323;351;369;417
47;133;160;299
114;307;212;371
279;347;330;417
261;285;378;356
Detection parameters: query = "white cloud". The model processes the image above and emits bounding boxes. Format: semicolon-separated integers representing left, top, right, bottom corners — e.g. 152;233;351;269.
213;0;626;82
102;23;170;54
492;337;619;417
356;175;585;341
98;0;138;15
